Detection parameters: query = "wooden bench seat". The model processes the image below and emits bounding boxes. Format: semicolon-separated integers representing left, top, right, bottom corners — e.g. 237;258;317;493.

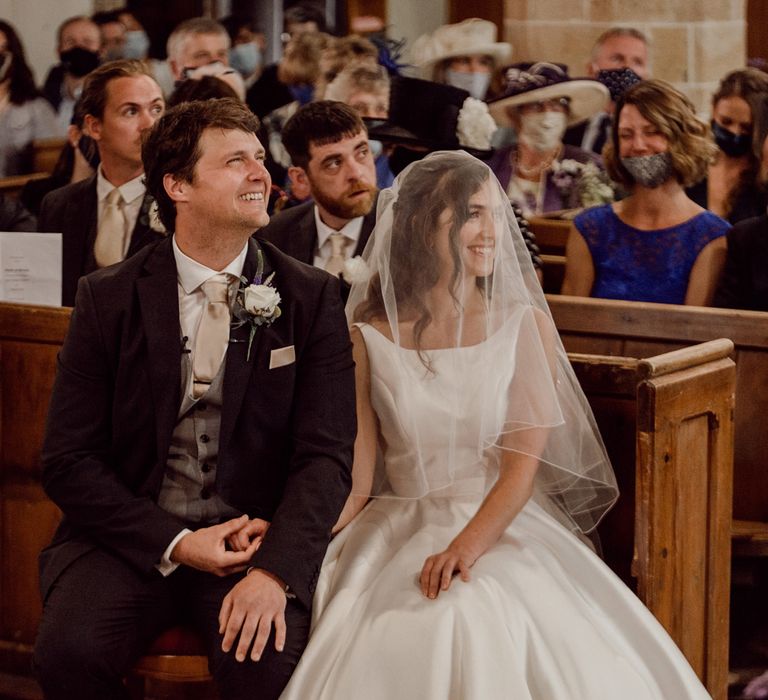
0;302;735;699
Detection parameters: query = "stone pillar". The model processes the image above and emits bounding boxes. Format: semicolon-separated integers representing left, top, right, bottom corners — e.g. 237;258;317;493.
504;0;746;115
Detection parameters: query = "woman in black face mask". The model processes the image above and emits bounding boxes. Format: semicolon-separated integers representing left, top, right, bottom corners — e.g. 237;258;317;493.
686;68;768;224
563;79;730;306
0;20;58;177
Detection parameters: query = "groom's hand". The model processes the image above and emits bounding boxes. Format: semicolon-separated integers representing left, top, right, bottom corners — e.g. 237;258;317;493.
227;517;270;552
171;515;260;576
219;569;287;662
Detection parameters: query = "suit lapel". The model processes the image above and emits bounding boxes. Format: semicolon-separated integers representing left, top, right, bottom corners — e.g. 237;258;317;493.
136;238;182;466
73;177;98;274
219;238;273;453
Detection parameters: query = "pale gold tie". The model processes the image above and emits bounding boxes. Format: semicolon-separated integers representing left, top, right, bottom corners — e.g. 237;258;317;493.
192;274;232;398
94;187;127;268
324;232;349;276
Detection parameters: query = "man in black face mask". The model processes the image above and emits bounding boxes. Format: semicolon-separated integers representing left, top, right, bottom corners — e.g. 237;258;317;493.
42;16;102;137
564;27;649;155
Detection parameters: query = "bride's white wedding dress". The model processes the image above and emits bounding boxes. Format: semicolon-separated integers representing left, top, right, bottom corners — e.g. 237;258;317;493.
280;315;710;700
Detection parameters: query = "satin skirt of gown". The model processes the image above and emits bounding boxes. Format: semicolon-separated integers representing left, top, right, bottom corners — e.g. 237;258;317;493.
280;320;711;700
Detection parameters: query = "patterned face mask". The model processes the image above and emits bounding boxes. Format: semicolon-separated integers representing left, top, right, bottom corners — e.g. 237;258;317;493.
620;152;673;188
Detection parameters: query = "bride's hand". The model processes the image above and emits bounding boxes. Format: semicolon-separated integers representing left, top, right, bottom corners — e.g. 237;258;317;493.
420;545;475;599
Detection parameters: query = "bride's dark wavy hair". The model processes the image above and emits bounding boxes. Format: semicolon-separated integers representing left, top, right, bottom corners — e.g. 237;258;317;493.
355;153;490;358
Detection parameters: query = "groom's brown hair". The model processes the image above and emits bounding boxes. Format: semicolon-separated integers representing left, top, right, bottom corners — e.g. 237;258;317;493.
142;97;260;232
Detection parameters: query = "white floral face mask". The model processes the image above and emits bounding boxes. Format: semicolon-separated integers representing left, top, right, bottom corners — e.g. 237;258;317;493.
518;111;567;153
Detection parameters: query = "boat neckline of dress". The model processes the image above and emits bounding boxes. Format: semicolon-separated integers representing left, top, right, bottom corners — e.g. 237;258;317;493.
607;205;714;234
355;306;527;352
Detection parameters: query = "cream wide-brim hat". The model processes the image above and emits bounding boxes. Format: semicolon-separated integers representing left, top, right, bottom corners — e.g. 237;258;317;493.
488;78;609;128
411;18;512;80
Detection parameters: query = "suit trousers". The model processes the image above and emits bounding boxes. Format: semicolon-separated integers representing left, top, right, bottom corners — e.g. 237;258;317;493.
33;547;310;700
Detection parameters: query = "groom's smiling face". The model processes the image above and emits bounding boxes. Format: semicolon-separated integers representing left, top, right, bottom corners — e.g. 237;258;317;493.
167;127;272;234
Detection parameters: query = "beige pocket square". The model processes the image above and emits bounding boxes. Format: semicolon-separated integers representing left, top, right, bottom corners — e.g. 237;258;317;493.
269;345;295;369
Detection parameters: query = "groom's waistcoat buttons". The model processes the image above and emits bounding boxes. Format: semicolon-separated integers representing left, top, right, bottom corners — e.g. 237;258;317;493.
200;434;210;443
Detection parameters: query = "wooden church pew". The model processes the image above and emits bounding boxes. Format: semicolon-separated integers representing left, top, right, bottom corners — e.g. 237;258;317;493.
0;302;735;699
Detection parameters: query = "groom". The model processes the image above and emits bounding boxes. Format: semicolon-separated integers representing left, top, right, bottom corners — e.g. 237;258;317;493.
33;98;356;700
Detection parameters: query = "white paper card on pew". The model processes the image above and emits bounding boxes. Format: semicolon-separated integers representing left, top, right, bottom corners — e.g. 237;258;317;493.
0;232;62;306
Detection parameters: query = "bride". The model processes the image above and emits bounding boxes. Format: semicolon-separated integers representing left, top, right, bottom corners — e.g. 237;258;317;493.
280;151;710;699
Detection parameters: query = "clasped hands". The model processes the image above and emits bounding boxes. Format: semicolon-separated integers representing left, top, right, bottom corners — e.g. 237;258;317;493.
170;514;287;663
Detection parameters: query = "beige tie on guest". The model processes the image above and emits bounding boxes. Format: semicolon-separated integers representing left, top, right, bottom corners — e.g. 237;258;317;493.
94;187;127;268
192;274;232;399
325;232;349;277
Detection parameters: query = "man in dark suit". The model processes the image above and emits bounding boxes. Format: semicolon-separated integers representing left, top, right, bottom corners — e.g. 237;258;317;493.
38;59;166;306
34;98;355;700
564;27;648;155
258;101;378;300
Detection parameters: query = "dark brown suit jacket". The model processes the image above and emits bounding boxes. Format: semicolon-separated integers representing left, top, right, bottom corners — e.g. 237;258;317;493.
40;237;355;609
38;175;165;306
257;199;377;303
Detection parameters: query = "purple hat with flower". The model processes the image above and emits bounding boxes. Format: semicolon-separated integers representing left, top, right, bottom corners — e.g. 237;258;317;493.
488;62;608;128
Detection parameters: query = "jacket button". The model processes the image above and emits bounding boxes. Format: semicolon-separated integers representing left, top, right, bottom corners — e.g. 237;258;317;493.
201;463;211;473
201;488;211;500
200;434;210;443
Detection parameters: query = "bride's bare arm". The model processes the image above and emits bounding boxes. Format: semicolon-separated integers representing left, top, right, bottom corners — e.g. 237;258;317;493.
420;308;558;598
332;325;378;533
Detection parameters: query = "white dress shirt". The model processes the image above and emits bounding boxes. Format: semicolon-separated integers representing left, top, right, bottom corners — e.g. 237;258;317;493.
312;205;364;269
156;237;249;576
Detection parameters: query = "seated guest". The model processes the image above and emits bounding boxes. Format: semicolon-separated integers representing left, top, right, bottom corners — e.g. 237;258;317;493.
167;18;230;82
564;27;649;155
713;93;768;310
38;60;165;306
687;68;768;223
487;62;612;216
325;64;393;187
314;34;379;100
258;101;377;300
92;9;127;62
42;16;102;135
562;79;728;306
220;15;264;88
0;20;58;177
256;31;332;188
410;18;512;100
21;99;98;216
168;74;239;107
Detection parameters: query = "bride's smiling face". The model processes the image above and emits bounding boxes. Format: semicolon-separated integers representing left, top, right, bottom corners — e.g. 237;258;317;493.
434;183;496;280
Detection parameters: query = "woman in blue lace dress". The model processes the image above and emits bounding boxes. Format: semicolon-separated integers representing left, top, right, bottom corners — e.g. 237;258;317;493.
562;79;730;305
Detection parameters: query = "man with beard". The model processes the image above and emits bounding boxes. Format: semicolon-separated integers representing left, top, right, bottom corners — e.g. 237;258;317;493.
258;101;378;301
